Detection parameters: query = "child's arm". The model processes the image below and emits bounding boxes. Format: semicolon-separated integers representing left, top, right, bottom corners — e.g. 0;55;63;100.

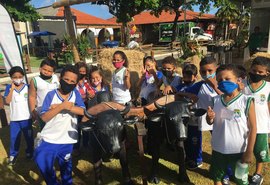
175;92;198;103
242;99;257;164
41;101;74;122
206;106;215;125
124;69;131;89
4;83;15;104
28;79;38;120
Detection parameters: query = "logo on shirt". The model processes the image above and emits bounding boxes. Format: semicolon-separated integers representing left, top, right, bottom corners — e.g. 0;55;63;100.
24;93;28;98
260;94;266;103
233;109;241;119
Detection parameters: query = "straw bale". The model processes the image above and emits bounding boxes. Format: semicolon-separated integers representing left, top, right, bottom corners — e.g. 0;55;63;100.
98;48;145;99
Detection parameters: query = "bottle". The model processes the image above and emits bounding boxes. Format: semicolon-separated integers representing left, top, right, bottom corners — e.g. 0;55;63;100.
235;160;248;182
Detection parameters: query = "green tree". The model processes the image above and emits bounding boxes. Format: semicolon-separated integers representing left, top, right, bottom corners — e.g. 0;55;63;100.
0;0;40;21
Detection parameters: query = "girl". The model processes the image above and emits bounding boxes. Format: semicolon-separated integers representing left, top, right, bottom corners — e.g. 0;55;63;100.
4;66;34;165
111;50;131;104
88;65;110;99
206;64;257;185
137;56;163;105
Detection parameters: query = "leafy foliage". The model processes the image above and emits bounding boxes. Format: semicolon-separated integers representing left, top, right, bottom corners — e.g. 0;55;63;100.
0;0;40;21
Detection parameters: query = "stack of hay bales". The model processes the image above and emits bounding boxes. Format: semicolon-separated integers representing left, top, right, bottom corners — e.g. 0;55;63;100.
244;52;270;81
98;48;145;99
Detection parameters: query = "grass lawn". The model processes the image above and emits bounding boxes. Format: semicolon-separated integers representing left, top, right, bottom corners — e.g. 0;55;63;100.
0;124;269;185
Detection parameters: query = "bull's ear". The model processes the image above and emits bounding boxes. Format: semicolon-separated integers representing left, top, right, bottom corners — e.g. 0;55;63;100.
79;121;95;132
190;108;207;117
123;116;139;125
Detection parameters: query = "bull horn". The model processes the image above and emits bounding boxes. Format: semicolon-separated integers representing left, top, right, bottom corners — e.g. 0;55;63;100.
84;109;97;119
154;101;166;110
120;104;131;115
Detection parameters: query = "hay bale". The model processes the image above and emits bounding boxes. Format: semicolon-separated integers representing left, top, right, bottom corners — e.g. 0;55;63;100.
98;48;145;99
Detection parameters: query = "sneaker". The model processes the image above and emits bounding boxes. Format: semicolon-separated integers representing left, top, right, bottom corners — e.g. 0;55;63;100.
222;175;230;185
186;160;203;170
8;156;17;166
250;174;263;185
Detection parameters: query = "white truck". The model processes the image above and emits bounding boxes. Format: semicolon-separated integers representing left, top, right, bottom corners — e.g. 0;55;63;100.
186;27;213;41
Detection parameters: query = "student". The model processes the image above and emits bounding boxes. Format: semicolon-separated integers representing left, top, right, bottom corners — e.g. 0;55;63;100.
184;56;222;169
29;58;59;130
111;50;131;104
4;66;34;165
137;56;163;105
73;62;90;155
88;65;110;98
158;56;181;95
34;65;85;185
207;64;257;185
175;64;199;164
242;57;270;185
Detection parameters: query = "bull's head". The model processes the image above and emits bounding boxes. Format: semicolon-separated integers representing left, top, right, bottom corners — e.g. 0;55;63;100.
149;98;206;141
81;105;138;155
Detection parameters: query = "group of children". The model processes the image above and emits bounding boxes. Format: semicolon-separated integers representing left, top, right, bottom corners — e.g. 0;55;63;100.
2;49;270;185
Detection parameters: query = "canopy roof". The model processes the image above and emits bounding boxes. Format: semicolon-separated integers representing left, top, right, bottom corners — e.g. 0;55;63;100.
28;31;56;37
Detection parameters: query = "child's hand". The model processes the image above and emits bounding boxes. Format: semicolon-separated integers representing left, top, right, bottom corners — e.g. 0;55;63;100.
141;66;146;76
241;151;253;164
63;101;74;111
11;82;16;90
188;94;199;103
125;69;130;79
162;86;174;95
87;90;95;99
206;106;215;124
205;77;218;88
50;104;59;109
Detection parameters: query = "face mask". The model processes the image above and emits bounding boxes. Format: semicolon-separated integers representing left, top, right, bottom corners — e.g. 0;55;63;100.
79;74;86;80
202;72;216;81
92;81;101;87
249;72;267;83
113;61;124;69
60;79;76;95
40;72;52;80
162;69;173;77
13;78;24;86
218;81;238;94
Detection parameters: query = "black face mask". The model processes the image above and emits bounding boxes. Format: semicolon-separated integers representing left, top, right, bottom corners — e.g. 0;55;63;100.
40;73;52;80
249;72;267;83
60;79;76;95
79;74;86;80
162;69;173;77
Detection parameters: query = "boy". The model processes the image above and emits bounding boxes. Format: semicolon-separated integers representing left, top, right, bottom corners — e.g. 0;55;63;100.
29;58;59;130
207;64;257;185
242;57;270;185
4;66;34;165
34;65;85;185
158;56;181;95
183;56;222;169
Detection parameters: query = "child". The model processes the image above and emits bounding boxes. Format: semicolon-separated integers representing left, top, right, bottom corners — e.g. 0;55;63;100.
158;56;181;95
242;57;270;185
207;64;257;185
74;62;91;155
34;65;85;185
138;56;163;105
183;56;222;169
111;50;131;104
88;65;110;97
29;58;59;130
4;66;34;165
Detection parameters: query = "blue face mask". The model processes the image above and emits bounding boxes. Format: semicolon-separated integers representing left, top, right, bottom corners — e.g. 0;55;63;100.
218;81;238;94
202;72;216;80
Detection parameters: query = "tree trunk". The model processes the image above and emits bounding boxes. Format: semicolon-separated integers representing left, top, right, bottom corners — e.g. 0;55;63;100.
65;6;80;63
171;11;180;49
53;0;98;8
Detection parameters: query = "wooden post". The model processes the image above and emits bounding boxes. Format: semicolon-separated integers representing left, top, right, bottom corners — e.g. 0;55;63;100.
64;6;80;63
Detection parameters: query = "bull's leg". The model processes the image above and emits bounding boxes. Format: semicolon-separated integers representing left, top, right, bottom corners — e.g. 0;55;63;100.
176;140;190;183
119;140;134;185
147;122;162;184
91;135;103;185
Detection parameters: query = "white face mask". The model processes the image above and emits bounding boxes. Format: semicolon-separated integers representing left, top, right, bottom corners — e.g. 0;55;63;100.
13;78;24;85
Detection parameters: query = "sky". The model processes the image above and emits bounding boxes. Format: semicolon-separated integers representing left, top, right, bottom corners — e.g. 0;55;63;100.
30;0;218;19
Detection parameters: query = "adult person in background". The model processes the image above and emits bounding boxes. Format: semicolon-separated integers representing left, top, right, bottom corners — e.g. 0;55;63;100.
247;26;266;56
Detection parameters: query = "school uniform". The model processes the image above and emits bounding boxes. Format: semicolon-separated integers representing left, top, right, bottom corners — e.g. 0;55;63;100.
4;84;33;158
34;89;85;185
210;93;252;185
184;81;217;164
162;73;181;89
243;80;270;162
112;67;131;104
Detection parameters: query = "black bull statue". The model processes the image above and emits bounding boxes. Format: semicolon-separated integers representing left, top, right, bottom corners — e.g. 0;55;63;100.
80;94;206;185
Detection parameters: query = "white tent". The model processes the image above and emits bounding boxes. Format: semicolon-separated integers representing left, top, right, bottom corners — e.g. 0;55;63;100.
0;3;26;78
